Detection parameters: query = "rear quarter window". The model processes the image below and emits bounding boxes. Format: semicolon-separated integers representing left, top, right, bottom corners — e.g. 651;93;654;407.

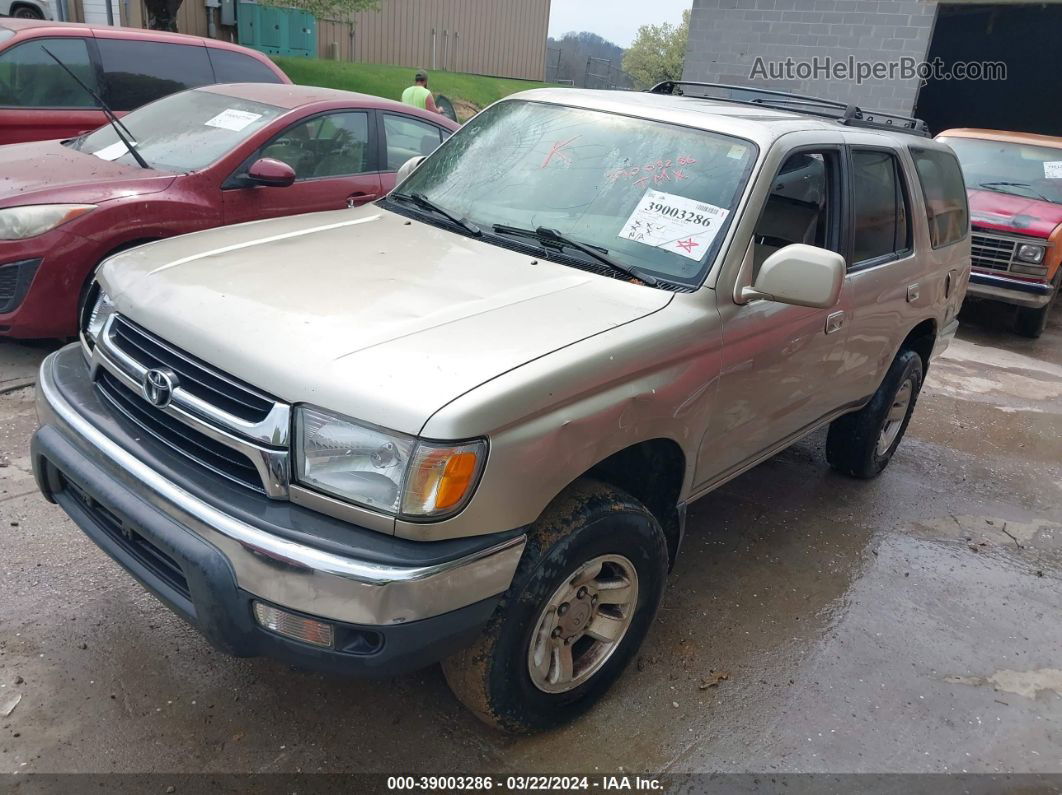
911;148;969;248
207;48;284;84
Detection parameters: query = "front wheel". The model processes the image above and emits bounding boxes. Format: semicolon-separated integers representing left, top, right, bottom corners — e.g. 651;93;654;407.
12;6;45;18
826;349;923;478
442;479;668;733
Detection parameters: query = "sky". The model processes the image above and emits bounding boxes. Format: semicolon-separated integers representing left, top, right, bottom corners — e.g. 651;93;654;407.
547;0;692;48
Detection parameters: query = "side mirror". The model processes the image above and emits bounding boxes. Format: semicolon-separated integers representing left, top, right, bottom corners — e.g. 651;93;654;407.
394;155;426;187
245;157;295;188
742;244;845;309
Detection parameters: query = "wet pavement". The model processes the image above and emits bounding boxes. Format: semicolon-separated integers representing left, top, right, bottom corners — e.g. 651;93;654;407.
0;304;1059;775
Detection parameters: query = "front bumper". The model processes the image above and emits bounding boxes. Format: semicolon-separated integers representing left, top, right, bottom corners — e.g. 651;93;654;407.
0;228;98;338
966;271;1055;309
32;345;525;674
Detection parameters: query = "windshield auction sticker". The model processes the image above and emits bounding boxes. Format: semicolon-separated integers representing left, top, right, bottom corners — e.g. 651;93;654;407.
92;141;135;161
205;108;263;132
619;189;730;261
1044;161;1062;179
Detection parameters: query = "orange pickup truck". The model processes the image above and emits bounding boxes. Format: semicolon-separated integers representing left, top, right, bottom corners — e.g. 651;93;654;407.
937;129;1062;338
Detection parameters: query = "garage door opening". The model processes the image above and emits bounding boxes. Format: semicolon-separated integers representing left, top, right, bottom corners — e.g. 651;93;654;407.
916;3;1062;136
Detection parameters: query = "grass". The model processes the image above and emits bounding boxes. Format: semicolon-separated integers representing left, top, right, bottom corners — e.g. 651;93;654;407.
273;57;552;119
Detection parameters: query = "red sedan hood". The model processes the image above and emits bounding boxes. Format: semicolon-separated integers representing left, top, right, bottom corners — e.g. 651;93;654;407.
967;188;1062;238
0;139;176;207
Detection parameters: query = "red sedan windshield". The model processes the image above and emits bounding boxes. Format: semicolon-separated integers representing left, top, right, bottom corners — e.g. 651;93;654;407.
67;88;285;173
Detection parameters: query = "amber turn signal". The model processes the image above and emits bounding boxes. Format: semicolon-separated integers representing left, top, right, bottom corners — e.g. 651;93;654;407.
401;441;485;517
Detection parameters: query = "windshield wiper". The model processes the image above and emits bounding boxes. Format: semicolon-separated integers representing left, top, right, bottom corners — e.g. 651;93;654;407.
41;45;150;170
492;224;658;287
979;181;1051;202
390;192;481;236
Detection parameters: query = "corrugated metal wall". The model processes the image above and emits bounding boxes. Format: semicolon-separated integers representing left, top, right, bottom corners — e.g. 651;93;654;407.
316;0;550;80
81;0;551;81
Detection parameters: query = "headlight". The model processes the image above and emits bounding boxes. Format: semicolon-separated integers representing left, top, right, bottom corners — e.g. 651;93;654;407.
295;406;486;518
1016;243;1045;264
83;287;116;345
0;204;96;240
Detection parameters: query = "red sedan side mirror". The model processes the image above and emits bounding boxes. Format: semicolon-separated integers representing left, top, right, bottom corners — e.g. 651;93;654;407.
246;157;295;188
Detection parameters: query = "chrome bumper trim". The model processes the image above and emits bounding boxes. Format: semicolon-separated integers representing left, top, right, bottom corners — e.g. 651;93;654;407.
38;349;525;625
967;272;1054;309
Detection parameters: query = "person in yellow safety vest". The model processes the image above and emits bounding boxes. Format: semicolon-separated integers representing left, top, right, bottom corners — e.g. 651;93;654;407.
401;70;444;115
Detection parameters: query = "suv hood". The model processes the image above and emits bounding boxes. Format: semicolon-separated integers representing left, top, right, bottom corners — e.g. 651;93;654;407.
102;207;673;435
0;140;175;207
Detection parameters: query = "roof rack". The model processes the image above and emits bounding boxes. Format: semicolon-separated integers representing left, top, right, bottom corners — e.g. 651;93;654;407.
648;80;930;137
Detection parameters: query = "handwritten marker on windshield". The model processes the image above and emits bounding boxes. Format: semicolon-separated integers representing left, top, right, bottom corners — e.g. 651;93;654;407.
541;136;579;169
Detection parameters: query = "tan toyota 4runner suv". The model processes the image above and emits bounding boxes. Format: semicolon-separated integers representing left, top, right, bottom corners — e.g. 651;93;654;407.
32;82;970;733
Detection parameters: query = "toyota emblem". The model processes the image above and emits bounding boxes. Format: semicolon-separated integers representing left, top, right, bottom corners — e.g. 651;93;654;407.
142;368;178;408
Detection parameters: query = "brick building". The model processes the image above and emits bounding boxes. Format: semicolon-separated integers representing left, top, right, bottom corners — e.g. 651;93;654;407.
682;0;1062;135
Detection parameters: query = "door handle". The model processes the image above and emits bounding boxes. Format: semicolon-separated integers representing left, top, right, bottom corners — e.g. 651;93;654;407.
907;283;920;303
825;310;845;335
347;192;379;208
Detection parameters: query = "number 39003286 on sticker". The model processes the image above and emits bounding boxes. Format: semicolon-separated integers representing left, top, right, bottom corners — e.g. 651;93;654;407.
618;189;730;261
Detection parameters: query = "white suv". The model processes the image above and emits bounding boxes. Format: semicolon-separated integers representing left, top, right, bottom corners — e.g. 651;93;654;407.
0;0;54;20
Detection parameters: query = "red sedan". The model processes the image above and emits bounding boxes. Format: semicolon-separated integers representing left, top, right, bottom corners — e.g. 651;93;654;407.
0;82;460;338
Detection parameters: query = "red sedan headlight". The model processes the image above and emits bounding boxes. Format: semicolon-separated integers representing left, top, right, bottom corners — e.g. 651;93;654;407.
0;204;96;241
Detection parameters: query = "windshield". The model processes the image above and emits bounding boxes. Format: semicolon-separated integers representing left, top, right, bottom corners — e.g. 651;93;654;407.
67;89;285;173
941;136;1062;205
396;100;757;286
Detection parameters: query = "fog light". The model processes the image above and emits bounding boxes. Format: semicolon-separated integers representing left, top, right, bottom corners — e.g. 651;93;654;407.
253;602;334;648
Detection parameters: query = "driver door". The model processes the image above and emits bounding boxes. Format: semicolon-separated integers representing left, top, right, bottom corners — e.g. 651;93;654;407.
221;109;383;225
696;144;852;487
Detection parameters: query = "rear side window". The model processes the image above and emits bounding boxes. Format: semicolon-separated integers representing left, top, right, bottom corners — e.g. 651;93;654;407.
382;113;445;171
207;48;283;84
0;37;98;107
852;150;911;264
98;39;213;111
911;148;969;248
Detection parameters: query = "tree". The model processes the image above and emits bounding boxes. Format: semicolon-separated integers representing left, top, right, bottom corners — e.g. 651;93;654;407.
260;0;378;24
622;9;690;90
546;31;632;88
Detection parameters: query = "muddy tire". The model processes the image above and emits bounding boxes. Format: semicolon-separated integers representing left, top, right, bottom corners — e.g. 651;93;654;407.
826;349;923;479
442;479;668;733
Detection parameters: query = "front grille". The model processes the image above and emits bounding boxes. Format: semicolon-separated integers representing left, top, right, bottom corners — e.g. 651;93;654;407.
61;474;191;601
110;317;274;423
970;232;1017;272
96;369;265;493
